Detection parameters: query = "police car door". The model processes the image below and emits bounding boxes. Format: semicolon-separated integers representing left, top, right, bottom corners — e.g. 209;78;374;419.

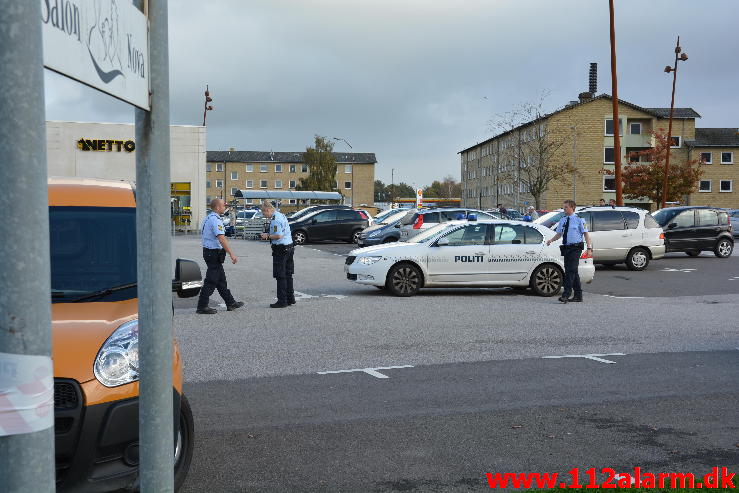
489;224;543;282
427;224;491;284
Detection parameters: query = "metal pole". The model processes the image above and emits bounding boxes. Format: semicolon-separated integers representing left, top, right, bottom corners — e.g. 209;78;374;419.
572;125;577;201
391;168;395;207
661;36;681;209
608;0;623;206
135;0;174;491
0;2;56;491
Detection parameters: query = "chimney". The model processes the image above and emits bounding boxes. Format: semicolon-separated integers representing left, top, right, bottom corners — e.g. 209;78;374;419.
578;92;593;103
589;63;597;94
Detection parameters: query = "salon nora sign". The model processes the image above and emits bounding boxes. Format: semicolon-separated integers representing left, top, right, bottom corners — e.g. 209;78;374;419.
42;0;150;110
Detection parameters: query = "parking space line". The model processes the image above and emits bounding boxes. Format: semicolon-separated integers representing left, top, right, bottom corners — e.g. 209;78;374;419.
317;365;414;378
542;353;625;364
600;294;645;299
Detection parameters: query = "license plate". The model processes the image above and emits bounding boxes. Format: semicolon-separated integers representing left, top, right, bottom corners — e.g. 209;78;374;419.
347;273;357;280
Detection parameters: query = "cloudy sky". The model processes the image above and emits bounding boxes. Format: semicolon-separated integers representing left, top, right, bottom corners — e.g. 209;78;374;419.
45;0;739;188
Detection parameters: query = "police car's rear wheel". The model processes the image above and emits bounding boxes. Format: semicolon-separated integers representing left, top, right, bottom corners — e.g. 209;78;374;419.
292;231;307;245
387;263;422;297
530;264;563;297
351;230;362;243
174;395;194;491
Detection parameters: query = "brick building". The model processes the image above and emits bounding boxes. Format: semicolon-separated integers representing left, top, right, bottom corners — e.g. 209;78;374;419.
459;93;738;211
206;150;376;208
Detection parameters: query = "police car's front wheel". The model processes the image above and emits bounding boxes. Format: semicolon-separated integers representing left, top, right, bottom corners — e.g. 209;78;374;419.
530;264;563;297
292;231;307;245
387;263;422;297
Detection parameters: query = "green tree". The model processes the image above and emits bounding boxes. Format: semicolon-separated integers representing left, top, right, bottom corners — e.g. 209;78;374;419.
389;182;415;199
423;175;461;198
374;180;388;202
297;135;338;194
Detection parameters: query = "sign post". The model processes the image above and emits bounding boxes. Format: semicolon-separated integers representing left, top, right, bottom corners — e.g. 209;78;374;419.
416;188;423;209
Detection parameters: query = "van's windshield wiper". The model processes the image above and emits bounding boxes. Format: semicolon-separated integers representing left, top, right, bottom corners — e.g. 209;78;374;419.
72;283;137;302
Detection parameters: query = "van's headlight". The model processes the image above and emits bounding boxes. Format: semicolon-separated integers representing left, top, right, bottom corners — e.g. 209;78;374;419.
94;320;139;387
359;256;383;265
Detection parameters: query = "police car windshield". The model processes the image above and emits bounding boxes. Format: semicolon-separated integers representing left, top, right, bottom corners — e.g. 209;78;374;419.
50;207;137;303
651;208;680;227
380;210;409;225
407;223;452;243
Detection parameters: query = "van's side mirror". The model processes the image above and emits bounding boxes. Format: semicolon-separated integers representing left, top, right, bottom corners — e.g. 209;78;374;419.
173;259;202;298
435;237;450;247
667;222;677;230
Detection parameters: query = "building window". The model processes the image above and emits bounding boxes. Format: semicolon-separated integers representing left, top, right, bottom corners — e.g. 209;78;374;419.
260;180;267;188
700;152;712;164
260;164;268;172
230;171;238;180
301;164;308;173
345;165;352;174
670;136;681;148
206;180;211;188
246;164;253;172
289;199;297;204
289;180;296;188
720;180;733;192
630;122;641;135
721;152;733;164
206;163;212;172
246;180;253;188
275;180;282;189
603;176;616;192
275;164;282;173
289;164;296;173
230;187;238;197
604;119;622;136
344;181;352;189
699;180;711;192
216;163;224;172
215;180;223;188
604;147;615;164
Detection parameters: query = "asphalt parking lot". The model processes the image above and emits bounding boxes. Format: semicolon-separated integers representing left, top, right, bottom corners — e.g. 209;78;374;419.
173;235;739;492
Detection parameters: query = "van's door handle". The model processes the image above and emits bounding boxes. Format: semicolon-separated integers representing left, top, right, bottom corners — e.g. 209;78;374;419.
525;250;536;254
621;234;630;237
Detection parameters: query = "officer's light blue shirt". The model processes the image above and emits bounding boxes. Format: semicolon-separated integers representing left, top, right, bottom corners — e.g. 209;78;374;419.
555;213;588;245
269;211;292;245
201;211;225;249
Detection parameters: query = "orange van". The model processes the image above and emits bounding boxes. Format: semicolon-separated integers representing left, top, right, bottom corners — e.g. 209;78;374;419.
49;177;202;491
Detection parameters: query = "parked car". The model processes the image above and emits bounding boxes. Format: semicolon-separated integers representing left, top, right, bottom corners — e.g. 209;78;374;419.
727;209;739;237
346;219;594;297
355;209;374;225
373;209;400;224
652;206;734;258
234;209;259;232
49;178;199;491
290;208;369;244
357;209;408;246
536;206;665;270
397;208;499;240
288;204;350;222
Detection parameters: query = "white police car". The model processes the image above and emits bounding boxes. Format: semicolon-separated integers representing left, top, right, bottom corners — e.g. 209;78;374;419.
344;218;595;297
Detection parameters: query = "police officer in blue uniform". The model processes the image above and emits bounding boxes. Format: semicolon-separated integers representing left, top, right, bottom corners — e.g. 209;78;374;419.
196;198;244;314
546;199;592;303
260;201;295;308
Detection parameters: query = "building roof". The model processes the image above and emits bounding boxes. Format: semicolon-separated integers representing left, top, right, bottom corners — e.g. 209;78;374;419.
207;150;377;164
234;190;343;201
686;128;739;147
458;94;701;154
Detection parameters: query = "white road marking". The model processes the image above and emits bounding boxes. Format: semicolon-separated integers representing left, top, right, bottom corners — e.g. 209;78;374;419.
317;365;414;379
729;276;739;281
614;474;636;485
321;294;347;300
660;268;696;273
601;294;645;299
294;291;317;300
542;353;626;364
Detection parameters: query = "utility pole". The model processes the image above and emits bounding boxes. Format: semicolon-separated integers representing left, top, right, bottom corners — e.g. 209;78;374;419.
0;1;56;490
202;85;213;126
571;125;577;201
332;137;353;206
608;0;623;206
391;168;395;208
661;36;689;209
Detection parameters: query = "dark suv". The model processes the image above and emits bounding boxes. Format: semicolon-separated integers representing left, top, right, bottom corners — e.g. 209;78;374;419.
652;206;734;258
288;204;350;222
290;209;369;244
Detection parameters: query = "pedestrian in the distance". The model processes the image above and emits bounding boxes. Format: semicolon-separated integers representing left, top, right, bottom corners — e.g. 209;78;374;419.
497;203;507;216
609;199;616;208
527;206;539;220
260;201;296;308
196;198;244;314
545;199;592;303
599;198;606;206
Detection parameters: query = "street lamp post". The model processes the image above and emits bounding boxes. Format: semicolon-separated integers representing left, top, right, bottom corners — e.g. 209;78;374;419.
661;36;688;209
202;85;213;126
608;0;623;206
332;137;353;206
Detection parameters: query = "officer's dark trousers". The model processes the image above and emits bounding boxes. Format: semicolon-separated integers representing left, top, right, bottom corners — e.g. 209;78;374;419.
197;248;236;310
272;244;295;304
561;245;583;298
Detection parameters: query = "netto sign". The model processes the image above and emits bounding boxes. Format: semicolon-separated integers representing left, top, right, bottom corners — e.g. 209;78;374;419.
41;0;150;109
77;138;135;152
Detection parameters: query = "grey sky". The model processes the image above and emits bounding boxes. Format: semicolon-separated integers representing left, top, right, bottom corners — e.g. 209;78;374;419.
45;0;739;188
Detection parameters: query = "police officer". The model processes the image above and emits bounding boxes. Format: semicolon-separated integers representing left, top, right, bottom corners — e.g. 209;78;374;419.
196;198;244;314
260;200;295;308
546;199;592;303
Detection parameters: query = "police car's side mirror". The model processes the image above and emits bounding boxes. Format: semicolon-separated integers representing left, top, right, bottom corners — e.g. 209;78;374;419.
173;258;203;298
436;237;450;247
667;222;677;230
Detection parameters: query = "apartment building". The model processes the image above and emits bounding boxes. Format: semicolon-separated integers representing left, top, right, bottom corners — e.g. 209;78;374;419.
459;93;739;211
206;150;377;207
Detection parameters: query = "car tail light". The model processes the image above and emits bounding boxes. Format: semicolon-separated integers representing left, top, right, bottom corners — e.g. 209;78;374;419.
580;249;593;259
659;232;665;239
413;214;424;229
358;211;368;220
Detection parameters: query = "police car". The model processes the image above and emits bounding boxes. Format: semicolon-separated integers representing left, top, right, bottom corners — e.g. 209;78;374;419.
345;218;595;297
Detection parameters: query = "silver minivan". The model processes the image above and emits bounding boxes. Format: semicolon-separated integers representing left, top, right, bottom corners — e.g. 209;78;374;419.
535;206;665;270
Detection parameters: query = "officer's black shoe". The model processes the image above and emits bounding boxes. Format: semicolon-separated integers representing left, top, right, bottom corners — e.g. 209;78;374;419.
270;302;288;308
287;299;296;305
558;295;569;303
196;307;217;314
227;301;244;311
569;296;583;302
